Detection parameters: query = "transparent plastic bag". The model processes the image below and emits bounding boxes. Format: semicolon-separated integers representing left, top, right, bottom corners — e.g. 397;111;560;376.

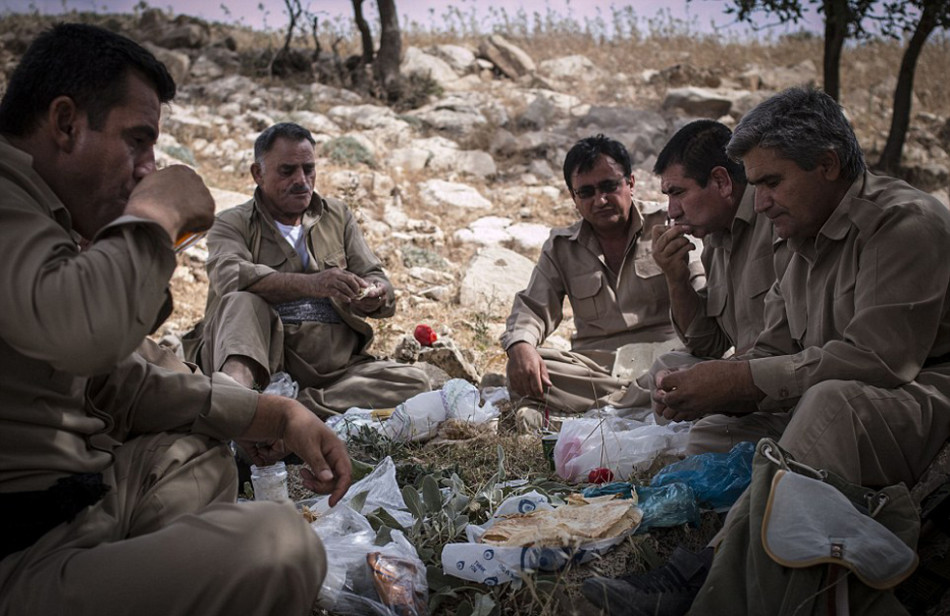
263;371;299;398
311;504;428;615
650;440;755;510
553;415;690;482
633;483;701;533
306;456;414;529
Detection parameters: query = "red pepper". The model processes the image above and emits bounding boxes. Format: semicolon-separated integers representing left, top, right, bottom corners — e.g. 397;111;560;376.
414;324;437;347
588;467;614;484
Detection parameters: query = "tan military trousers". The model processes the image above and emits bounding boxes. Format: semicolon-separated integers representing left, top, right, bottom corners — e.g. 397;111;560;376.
199;291;430;416
511;347;654;415
709;373;950;549
0;433;325;616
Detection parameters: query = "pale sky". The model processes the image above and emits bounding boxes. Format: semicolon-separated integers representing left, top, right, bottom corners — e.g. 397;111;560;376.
1;0;824;38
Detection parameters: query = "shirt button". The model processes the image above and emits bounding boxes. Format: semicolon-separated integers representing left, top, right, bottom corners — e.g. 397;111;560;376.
779;387;789;398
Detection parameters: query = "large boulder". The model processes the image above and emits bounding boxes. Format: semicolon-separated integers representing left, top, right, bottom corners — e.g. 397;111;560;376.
459;246;536;314
401;46;462;88
477;34;535;80
538;54;604;82
662;87;742;119
419;180;493;210
427;44;478;75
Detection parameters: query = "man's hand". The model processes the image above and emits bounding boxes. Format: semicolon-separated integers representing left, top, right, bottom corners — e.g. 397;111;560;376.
240;395;352;507
125;165;216;244
651;223;695;285
506;342;552;399
308;267;368;302
351;279;387;313
653;360;763;422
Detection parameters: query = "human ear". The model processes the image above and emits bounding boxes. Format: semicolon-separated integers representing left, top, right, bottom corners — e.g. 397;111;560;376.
818;150;842;181
250;162;263;185
48;95;79;153
710;166;733;198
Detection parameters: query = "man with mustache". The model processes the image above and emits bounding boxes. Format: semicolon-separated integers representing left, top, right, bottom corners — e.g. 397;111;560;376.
502;134;704;421
188;122;430;417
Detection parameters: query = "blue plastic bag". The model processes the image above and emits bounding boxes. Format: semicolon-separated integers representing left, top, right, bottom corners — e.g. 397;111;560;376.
634;483;701;533
650;441;755;510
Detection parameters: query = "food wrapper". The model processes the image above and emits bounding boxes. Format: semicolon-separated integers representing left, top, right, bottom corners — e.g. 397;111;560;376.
441;490;641;585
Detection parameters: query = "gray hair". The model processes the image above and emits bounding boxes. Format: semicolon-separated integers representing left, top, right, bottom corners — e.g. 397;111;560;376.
254;122;315;164
726;87;865;182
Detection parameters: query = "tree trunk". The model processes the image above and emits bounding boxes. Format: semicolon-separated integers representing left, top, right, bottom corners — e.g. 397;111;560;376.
822;0;848;101
375;0;403;102
351;0;374;64
876;4;939;175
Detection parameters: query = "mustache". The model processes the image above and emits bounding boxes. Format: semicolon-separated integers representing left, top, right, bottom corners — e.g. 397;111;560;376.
289;184;312;194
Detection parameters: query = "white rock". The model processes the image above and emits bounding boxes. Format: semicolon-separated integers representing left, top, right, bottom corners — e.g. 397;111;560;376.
459;246;536;314
420;180;492;209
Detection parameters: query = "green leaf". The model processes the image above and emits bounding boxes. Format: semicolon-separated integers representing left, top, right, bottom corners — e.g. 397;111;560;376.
403;484;425;520
347;488;370;513
422;474;443;513
374;525;394;546
370;507;407;533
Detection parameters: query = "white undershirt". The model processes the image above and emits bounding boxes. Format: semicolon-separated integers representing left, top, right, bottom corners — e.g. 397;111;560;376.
274;221;310;269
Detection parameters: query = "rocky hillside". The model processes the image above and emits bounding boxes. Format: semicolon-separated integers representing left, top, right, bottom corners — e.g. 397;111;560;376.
2;9;948;380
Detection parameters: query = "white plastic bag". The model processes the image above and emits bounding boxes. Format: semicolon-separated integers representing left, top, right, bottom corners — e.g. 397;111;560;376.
382;379;500;442
553;415;691;482
441;490;633;586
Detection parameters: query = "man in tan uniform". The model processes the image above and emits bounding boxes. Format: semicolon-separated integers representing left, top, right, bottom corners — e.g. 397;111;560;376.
187;122;429;416
649;120;789;451
0;24;350;616
502;134;704;417
584;87;950;615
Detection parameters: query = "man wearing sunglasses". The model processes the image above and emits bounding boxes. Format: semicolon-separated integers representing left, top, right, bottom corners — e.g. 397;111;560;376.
501;134;704;421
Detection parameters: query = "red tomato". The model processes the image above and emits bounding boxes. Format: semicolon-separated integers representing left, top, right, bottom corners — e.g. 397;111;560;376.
414;324;437;346
588;467;614;484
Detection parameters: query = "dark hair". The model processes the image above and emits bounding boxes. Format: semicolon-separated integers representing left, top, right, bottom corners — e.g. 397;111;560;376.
562;134;632;192
0;23;175;137
254;122;316;163
726;86;865;182
654;120;746;187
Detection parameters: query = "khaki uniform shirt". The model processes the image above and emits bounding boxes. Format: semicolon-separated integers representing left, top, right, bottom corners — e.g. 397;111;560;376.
747;172;950;406
201;191;393;366
0;137;257;493
501;200;704;353
679;186;789;357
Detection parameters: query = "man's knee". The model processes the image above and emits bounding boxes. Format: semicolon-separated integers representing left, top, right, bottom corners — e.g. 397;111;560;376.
231;502;326;602
793;379;868;421
218;290;273;315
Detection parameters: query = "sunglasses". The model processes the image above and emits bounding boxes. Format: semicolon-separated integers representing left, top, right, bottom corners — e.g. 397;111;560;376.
573;178;626;200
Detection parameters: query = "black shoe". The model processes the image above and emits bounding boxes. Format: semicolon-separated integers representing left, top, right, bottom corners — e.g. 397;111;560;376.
582;546;713;616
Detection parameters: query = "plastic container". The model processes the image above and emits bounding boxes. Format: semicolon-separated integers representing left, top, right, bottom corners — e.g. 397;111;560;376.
250;461;290;501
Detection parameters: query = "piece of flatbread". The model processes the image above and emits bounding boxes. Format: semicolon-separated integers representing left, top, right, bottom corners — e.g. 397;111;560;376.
478;496;642;548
